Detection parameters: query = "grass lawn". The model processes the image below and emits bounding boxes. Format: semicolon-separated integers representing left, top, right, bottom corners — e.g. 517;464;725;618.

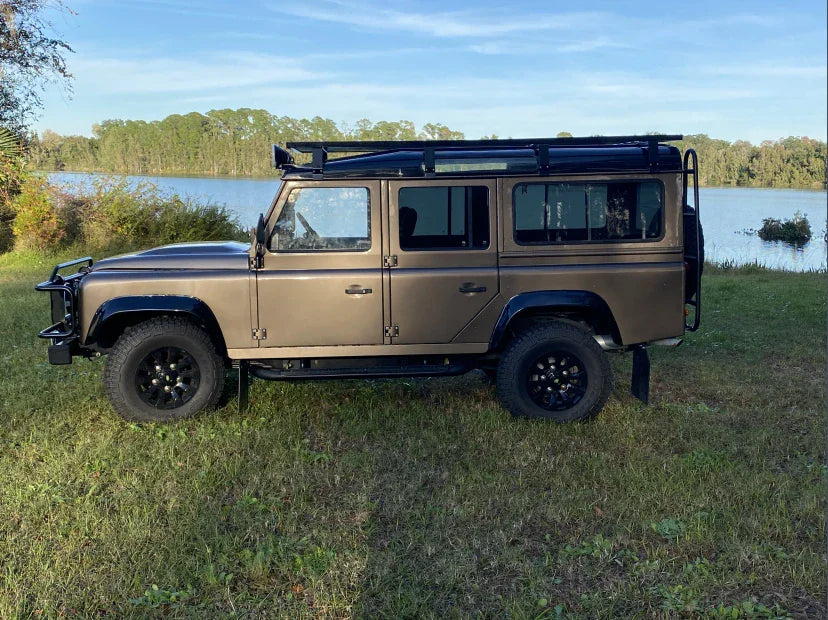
0;251;824;618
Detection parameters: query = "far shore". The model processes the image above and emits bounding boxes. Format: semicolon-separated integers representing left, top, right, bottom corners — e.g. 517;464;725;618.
36;169;828;191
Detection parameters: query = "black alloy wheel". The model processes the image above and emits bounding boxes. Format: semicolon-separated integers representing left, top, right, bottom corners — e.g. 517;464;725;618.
525;350;588;411
134;346;201;409
496;321;612;422
104;317;225;422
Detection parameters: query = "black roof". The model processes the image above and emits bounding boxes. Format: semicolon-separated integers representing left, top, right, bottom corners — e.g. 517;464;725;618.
275;135;684;179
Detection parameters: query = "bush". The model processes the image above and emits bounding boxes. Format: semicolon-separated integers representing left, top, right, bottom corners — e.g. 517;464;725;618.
2;177;247;254
757;211;812;245
0;143;27;253
11;177;70;251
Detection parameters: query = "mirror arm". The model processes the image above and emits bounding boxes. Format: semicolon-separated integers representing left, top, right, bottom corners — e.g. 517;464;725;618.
250;214;266;269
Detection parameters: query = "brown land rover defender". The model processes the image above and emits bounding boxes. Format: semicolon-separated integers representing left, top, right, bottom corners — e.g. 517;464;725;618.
37;135;703;423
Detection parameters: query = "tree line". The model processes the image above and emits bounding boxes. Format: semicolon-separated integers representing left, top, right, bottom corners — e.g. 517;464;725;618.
26;109;828;189
29;111;465;177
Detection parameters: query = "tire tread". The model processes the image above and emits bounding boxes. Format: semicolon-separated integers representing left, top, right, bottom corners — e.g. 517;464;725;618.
103;316;224;422
496;321;612;422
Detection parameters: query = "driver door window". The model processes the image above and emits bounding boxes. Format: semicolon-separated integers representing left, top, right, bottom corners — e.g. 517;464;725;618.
270;186;370;251
257;182;382;348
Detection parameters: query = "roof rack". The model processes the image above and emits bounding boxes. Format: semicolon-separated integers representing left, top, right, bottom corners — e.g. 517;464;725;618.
276;134;684;176
287;135;682;154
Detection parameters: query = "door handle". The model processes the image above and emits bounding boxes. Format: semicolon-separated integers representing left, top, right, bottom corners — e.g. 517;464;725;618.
459;285;487;293
345;287;372;295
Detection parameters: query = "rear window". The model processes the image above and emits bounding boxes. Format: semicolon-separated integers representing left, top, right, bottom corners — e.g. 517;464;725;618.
513;180;663;244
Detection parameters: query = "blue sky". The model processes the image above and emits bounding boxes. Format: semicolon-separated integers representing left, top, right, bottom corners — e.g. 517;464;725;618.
38;0;827;142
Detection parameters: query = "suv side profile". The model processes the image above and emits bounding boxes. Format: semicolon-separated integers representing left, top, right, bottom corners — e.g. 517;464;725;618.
37;135;703;423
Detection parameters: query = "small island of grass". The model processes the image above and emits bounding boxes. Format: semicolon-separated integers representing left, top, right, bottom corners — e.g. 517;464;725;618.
757;211;812;245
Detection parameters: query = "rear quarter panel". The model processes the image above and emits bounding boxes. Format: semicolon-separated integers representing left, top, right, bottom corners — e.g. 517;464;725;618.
459;173;685;345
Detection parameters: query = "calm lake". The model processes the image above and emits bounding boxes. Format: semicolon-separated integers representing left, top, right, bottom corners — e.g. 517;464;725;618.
47;172;827;272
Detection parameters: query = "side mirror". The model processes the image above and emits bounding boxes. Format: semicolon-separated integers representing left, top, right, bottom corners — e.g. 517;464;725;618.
256;213;266;246
250;213;266;269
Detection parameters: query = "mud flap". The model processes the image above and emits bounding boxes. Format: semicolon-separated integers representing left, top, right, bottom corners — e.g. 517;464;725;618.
238;360;250;412
631;346;650;405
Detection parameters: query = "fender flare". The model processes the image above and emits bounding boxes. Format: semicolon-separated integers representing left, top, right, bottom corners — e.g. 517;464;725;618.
488;290;620;350
85;295;224;351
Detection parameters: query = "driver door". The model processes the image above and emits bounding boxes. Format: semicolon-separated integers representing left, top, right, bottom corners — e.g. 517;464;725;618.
255;180;383;347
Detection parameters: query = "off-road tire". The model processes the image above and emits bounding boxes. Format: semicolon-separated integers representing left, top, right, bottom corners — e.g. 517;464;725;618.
496;322;612;422
104;317;225;422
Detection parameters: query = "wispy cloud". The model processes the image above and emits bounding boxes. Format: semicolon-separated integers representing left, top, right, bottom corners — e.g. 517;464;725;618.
71;52;325;94
701;63;828;79
468;37;632;55
118;0;275;22
270;1;606;38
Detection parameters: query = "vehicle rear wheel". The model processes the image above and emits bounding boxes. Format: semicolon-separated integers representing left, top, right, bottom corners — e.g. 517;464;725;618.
104;317;225;422
496;322;612;422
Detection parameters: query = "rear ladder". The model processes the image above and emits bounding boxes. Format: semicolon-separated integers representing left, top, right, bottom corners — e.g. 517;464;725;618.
682;148;701;331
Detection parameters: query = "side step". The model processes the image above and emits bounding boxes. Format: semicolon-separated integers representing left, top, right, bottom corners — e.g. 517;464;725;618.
249;363;471;381
236;361;471;413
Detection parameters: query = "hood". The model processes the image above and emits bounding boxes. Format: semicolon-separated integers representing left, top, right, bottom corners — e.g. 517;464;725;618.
91;241;251;271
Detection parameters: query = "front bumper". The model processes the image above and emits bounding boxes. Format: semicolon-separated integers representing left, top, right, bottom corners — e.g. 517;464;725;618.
35;257;93;364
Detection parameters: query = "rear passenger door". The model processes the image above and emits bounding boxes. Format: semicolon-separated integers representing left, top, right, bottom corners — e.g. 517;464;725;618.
386;179;498;344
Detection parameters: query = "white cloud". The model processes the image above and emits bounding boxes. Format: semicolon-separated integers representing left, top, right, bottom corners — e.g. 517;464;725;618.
468;37;632;55
270;1;606;38
701;64;828;79
70;52;326;94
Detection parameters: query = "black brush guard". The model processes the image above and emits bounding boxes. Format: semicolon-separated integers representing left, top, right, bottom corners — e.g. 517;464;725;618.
35;257;93;364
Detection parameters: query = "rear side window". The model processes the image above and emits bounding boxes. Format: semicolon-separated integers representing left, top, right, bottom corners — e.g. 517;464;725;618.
270;186;370;251
513;181;663;244
398;186;489;250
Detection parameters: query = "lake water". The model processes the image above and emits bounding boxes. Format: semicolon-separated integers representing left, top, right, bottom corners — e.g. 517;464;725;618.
47;171;827;272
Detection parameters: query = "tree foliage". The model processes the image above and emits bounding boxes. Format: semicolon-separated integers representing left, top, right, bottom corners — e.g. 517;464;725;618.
0;0;73;133
678;134;826;189
29;111;466;176
0;126;25;251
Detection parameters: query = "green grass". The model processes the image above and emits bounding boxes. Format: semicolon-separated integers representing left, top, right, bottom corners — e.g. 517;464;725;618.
0;251;825;618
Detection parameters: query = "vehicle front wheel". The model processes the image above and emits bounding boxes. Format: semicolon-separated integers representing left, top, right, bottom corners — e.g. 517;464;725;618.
496;322;612;422
103;317;225;422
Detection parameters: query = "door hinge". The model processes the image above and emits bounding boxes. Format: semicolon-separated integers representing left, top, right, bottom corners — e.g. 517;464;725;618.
383;255;398;268
252;328;267;340
384;325;399;337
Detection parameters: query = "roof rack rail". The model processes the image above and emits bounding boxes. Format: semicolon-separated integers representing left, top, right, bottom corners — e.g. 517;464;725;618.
286;135;683;153
277;134;684;176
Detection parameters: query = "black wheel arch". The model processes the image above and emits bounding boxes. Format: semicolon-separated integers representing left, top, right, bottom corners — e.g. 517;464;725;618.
488;290;621;351
85;295;227;355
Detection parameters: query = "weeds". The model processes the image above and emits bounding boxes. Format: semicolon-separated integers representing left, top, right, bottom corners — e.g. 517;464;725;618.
5;176;246;254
